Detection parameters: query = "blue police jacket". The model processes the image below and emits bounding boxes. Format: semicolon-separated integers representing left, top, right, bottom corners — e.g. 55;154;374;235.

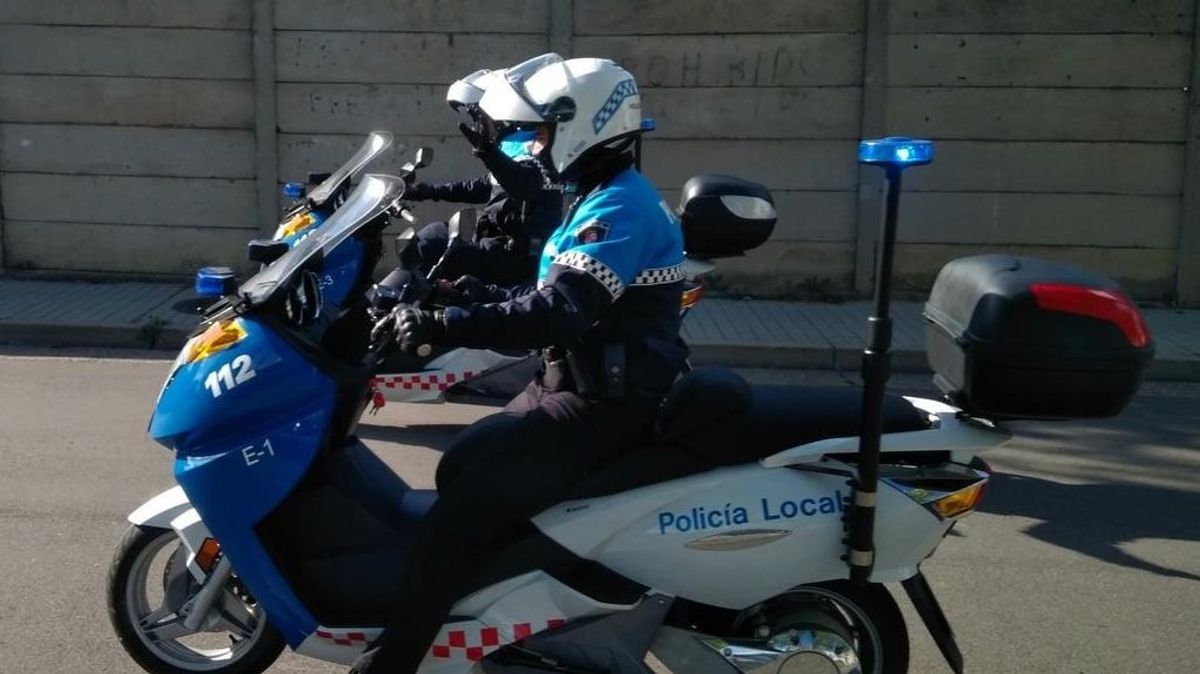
442;163;689;398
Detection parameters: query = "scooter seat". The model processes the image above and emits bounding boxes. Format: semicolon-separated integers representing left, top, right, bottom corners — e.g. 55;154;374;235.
666;375;932;466
564;368;933;499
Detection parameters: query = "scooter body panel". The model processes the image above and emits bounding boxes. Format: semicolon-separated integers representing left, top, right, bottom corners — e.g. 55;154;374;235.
533;418;1005;606
762;397;1009;467
374;349;529;403
291;571;632;671
127;486;215;582
149;316;338;645
534;464;937;606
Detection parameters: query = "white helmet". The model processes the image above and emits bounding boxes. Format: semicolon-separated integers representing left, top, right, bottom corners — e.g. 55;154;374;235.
479;54;643;178
446;68;501;112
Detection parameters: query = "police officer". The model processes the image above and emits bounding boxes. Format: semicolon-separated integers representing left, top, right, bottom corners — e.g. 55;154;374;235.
401;68;563;286
352;55;687;673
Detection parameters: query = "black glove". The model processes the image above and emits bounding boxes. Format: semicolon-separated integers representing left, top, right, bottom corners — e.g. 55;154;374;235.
404;182;432;201
430;275;497;306
458;122;495;156
396;308;444;354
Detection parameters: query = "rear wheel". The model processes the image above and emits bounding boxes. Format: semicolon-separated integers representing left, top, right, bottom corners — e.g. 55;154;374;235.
107;525;285;674
745;581;909;674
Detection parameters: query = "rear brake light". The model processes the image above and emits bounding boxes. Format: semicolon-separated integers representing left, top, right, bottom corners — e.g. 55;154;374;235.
1030;283;1150;347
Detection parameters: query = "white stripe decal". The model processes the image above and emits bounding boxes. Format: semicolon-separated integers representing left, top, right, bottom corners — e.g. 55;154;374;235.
552;250;625;298
633;264;685;286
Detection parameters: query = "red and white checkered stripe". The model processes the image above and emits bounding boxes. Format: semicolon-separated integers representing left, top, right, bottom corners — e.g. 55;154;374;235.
429;619;566;662
314;629;370;647
371;370;476;392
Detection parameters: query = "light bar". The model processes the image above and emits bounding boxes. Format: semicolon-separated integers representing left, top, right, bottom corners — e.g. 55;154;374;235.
282;182;306;199
858;137;934;167
194;266;236;298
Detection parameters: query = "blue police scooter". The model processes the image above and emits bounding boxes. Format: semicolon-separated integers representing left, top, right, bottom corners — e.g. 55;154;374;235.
106;138;1151;674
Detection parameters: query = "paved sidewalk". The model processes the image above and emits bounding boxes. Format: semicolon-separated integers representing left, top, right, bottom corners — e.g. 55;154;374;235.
2;278;1198;380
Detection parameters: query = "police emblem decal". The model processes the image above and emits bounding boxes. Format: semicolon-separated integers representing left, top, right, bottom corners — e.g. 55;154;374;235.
576;220;610;244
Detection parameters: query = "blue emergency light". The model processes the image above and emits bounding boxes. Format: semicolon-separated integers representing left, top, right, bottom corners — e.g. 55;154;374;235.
640;118;656;132
282;182;306;199
857;137;934;167
195;266;236;298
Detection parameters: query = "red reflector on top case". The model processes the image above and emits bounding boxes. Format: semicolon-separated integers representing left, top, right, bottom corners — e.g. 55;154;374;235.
1030;283;1150;347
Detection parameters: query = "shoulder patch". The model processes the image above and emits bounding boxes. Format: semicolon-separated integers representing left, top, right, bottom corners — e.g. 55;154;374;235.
575;219;610;244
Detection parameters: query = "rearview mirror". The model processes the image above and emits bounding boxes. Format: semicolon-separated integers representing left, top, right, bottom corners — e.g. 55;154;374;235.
447;209;477;244
395;227;417;258
247;239;290;264
414;147;433;168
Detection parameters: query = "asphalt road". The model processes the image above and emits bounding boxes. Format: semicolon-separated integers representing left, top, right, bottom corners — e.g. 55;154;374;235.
0;348;1197;673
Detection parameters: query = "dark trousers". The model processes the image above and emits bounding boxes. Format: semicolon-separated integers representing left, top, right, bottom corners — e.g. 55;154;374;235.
362;379;660;672
404;221;535;286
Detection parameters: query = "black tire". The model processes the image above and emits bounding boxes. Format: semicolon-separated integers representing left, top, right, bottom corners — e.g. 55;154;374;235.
107;525;285;674
771;581;909;674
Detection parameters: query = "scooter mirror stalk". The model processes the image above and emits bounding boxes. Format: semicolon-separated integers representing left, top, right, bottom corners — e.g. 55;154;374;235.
447;208;478;244
394;227;417;259
848;137;934;585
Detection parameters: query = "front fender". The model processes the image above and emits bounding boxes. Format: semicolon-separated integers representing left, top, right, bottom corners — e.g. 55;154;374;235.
128;486;214;582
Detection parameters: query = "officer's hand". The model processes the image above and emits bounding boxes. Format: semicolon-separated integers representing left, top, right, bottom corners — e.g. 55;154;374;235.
452;275;496;304
458;122;494;156
429;275;491;306
396;308;444;354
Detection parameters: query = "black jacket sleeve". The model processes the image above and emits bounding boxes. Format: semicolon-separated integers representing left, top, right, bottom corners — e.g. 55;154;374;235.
440;267;613;350
476;147;549;201
423;173;492;204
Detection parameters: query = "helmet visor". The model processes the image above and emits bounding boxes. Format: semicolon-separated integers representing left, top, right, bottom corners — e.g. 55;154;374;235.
501;53;573;123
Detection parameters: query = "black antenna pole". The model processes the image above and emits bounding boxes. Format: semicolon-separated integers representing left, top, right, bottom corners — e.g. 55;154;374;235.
847;138;934;584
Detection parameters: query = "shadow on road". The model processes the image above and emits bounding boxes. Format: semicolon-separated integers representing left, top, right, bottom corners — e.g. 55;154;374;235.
356;422;469;452
981;472;1200;582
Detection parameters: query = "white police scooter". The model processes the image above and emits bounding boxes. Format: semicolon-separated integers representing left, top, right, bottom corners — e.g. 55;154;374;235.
109;139;1152;674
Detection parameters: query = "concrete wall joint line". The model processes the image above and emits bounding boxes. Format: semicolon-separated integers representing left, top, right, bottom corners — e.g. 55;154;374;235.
550;0;573;57
1177;0;1200;304
252;0;279;235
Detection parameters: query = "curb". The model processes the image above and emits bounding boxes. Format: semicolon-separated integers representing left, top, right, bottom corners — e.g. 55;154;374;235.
0;323;188;351
689;343;932;374
689;341;1199;382
3;324;1198;383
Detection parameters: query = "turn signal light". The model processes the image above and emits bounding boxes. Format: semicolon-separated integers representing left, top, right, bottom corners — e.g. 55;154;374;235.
931;482;987;519
681;283;706;310
194;537;222;573
275;212;316;239
184;319;247;365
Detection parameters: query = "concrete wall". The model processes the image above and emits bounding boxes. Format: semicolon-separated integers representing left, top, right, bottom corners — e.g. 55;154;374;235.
0;1;257;276
885;0;1196;301
1;0;1198;303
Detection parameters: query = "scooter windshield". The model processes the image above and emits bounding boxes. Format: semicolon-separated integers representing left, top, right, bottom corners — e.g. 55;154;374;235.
240;173;404;305
305;131;394;206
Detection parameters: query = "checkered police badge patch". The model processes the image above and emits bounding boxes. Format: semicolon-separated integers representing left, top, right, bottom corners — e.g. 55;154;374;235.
592;79;638;134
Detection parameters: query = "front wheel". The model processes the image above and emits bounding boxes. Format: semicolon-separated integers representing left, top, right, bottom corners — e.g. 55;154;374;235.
106;525;285;674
